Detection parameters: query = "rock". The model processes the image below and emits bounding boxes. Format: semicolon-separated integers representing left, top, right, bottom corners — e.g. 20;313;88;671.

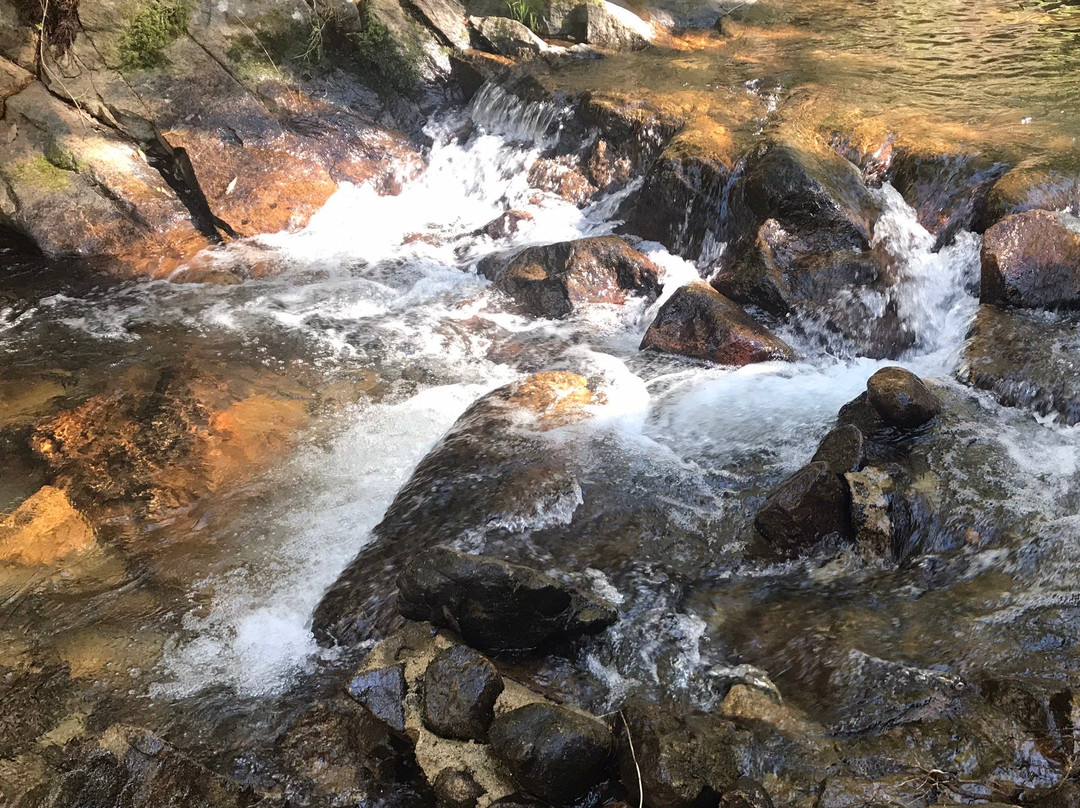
407;0;471;49
489;703;612;804
397;548;617;653
616;698;739;808
720;778;775;808
754;462;852;556
975;155;1080;232
844;467;893;556
313;371;603;646
980;209;1080;309
422;645;504;741
486;236;662;318
527;157;598;205
434;768;485;808
963;303;1080;425
811;425;866;474
470;16;549;57
865;367;941;429
0;486;95;565
640;281;795;366
979;676;1075;758
481;209;534;239
583;139;632;192
567;0;651;50
347;664;408;732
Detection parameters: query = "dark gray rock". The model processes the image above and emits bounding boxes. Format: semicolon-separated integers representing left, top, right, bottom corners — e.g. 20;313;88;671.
422;645;504;740
484;236;662;319
754;462;852;556
811;424;866;474
489;703;612;804
865;367;941;429
719;777;775;808
640;281;796;366
433;768;485;808
397;547;617;653
981;209;1080;309
616;698;739;808
347;664;407;732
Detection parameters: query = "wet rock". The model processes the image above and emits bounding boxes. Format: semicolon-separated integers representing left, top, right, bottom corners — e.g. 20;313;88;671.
754;462;852;557
278;701;429;806
470;16;549;57
347;664;408;732
527;158;598;206
397;547;617;653
0;485;95;565
720;778;775;808
844;467;893;555
976;155;1080;231
583;139;632;192
0;661;73;759
481;209;534;239
640;281;795;366
423;645;504;740
811;424;866;474
486;236;662;319
313;371;602;646
567;0;652;50
434;768;485;808
889;148;1007;248
981;209;1080;309
865;366;941;429
616;698;739;808
963;304;1080;425
407;0;471;49
489;703;612;804
979;676;1076;758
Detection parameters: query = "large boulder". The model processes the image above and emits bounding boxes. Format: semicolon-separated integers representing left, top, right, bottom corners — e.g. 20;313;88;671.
312;371;603;646
422;645;504;740
754;462;852;557
566;0;652;50
980;209;1080;309
974;155;1080;232
864;367;941;430
469;16;549;57
488;703;613;804
396;547;617;653
640;281;795;366
484;236;663;318
616;698;740;808
963;303;1080;425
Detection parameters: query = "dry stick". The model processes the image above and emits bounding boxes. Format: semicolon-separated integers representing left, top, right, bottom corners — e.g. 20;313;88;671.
37;0;90;128
620;710;645;808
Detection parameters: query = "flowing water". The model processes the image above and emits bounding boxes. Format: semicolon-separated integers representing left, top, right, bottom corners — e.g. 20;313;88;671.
4;0;1080;799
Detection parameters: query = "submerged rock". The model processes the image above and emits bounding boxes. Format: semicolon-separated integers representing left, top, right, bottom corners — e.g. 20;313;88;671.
484;236;662;319
640;281;796;366
754;462;852;557
489;703;612;804
616;698;740;808
0;485;95;565
422;645;504;740
865;366;941;429
981;209;1080;309
963;303;1080;425
397;548;617;653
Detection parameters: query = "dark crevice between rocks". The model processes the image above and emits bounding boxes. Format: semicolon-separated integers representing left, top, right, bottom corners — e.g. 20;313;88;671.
143;134;238;243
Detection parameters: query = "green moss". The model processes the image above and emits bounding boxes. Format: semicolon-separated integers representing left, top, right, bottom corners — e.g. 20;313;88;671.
11;157;71;191
118;0;191;70
44;141;87;173
347;12;421;96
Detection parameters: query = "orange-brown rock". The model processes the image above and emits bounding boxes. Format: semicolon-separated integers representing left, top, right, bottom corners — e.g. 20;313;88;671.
0;486;95;565
527;157;598;206
981;209;1080;309
641;281;795;366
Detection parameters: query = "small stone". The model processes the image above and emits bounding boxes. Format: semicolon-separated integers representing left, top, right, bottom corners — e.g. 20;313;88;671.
754;462;852;557
481;209;533;240
865;367;941;429
489;703;612;804
811;424;866;474
433;768;485;808
346;664;407;732
422;645;504;741
845;467;893;556
720;778;776;808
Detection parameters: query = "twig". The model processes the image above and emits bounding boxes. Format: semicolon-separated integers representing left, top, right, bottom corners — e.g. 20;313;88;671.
620;710;644;808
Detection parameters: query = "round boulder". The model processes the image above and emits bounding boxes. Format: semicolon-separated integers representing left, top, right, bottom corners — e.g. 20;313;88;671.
865;367;941;429
489;703;613;804
422;645;504;741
